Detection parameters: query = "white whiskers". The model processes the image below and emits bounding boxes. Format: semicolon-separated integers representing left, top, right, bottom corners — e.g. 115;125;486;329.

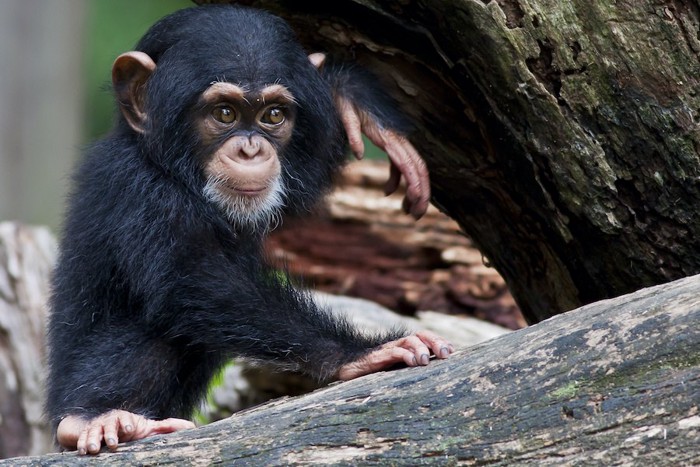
203;174;286;234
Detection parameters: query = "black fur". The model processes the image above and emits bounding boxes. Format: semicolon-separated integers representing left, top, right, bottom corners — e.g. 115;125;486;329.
46;4;406;430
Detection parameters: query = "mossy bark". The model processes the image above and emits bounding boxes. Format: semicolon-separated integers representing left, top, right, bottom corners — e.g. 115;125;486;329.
196;0;700;323
7;273;699;465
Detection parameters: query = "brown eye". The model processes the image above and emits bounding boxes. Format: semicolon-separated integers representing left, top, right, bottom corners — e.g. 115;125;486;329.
262;107;285;125
212;105;236;124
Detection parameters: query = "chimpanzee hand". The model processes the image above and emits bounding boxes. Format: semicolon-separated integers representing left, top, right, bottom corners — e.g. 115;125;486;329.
335;95;431;220
56;410;195;455
337;330;454;381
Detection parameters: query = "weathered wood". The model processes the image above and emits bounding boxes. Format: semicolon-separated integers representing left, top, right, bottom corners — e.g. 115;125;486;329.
7;273;699;465
197;0;700;324
0;222;56;457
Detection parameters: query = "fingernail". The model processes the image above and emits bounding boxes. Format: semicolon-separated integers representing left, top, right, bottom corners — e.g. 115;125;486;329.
107;437;116;446
440;347;450;358
421;354;430;365
88;443;98;452
124;424;134;433
78;448;87;455
412;356;418;366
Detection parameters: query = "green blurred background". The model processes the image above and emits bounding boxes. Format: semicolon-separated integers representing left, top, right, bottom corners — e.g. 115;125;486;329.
84;0;191;140
0;0;382;232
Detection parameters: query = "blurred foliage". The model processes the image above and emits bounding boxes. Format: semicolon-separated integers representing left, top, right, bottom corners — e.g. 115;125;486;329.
84;0;191;140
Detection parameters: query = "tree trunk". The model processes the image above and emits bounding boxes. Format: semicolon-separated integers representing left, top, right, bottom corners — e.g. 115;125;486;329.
0;0;84;231
6;273;698;465
196;0;700;323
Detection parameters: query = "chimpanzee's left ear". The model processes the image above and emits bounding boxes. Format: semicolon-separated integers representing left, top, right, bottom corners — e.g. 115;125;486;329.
112;52;156;134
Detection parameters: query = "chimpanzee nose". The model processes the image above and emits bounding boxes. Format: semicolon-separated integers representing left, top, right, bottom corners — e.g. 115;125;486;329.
241;139;261;158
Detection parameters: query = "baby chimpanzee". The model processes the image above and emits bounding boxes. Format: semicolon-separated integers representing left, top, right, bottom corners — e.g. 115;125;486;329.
46;4;451;455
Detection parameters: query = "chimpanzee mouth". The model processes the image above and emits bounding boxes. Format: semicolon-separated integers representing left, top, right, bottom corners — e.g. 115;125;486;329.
203;175;286;232
234;187;267;197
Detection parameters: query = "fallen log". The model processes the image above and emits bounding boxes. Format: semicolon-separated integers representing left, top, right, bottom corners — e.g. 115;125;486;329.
6;273;698;465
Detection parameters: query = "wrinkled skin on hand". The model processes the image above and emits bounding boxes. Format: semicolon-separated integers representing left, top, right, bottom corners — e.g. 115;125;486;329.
337;330;454;381
336;95;431;220
57;410;195;455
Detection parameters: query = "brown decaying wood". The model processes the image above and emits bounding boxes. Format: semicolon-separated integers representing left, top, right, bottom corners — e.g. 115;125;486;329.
266;160;526;330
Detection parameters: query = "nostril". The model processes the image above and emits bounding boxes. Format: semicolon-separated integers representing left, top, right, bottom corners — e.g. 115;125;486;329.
241;143;260;158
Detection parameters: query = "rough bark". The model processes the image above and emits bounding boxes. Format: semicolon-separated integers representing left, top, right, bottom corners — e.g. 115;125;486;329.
196;0;700;324
6;273;699;466
0;223;56;457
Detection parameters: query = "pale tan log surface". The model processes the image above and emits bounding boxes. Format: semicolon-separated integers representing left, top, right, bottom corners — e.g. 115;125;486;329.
0;222;56;457
5;273;698;466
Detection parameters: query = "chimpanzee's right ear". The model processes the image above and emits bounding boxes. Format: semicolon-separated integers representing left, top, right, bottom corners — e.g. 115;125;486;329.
112;52;156;134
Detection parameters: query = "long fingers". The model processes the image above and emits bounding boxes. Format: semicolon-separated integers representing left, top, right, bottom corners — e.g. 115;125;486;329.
415;330;455;359
363;120;430;219
78;420;105;455
336;96;365;159
336;331;454;381
383;133;431;219
102;412;120;451
335;97;431;219
396;334;433;366
64;410;194;455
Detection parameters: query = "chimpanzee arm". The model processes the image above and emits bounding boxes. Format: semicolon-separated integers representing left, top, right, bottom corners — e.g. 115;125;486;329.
315;55;431;219
154;241;443;382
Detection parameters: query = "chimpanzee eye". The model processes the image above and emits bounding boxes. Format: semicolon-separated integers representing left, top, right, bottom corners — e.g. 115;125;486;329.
261;107;285;125
212;105;236;124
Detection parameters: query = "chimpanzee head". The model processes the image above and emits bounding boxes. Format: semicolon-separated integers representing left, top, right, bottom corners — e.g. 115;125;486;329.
111;5;345;231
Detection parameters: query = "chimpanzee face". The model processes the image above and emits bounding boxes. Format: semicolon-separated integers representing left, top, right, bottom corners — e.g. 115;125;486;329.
111;50;319;232
110;6;344;231
195;81;298;230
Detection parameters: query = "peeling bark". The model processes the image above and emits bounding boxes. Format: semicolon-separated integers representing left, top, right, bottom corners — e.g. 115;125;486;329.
0;222;55;457
195;0;700;323
6;273;699;465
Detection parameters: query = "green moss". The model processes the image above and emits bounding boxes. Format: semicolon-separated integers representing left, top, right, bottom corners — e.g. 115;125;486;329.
551;380;582;399
549;352;699;402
